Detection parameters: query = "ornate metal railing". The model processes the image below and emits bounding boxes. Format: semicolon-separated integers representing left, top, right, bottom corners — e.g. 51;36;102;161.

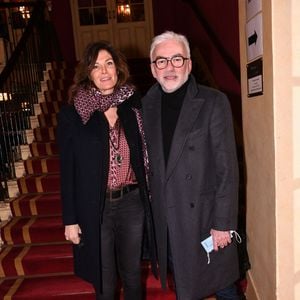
0;1;62;200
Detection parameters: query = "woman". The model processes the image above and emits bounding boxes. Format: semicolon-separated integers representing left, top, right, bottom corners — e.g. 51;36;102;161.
57;41;156;300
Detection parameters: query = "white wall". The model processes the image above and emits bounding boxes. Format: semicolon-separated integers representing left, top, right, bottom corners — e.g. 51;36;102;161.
238;0;300;299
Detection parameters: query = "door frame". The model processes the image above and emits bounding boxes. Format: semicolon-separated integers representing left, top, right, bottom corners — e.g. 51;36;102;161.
69;0;154;60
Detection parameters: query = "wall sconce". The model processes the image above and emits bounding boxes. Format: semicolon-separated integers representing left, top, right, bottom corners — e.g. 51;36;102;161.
117;4;131;18
0;92;12;101
19;6;30;19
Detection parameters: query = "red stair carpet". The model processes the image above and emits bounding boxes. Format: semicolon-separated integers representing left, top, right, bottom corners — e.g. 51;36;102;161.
0;61;176;299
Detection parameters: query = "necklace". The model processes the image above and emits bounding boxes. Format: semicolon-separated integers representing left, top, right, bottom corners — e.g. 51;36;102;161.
109;121;123;167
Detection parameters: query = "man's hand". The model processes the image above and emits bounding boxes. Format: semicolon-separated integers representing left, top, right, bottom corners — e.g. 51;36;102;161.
65;224;82;244
210;229;232;251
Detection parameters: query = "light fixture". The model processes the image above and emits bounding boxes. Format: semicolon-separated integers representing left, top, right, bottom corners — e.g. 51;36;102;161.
19;6;31;19
0;92;12;101
117;3;131;18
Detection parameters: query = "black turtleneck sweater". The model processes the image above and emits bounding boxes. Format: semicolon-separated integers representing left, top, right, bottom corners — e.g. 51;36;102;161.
161;78;189;164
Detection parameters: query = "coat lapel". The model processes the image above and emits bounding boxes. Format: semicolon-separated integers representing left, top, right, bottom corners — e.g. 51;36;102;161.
165;91;204;180
85;111;108;140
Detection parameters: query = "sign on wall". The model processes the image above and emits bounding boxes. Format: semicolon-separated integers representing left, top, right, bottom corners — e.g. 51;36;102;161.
247;58;263;97
246;0;262;20
246;12;263;62
246;0;263;97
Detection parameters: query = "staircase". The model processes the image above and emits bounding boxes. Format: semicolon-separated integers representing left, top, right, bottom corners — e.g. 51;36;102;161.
0;60;176;299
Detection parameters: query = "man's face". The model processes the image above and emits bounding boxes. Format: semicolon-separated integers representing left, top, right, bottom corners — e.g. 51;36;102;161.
151;39;192;93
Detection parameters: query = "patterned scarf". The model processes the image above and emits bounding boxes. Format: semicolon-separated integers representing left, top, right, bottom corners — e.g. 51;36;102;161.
74;84;150;190
74;84;135;124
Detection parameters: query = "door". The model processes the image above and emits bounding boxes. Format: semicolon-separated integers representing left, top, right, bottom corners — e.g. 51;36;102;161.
70;0;154;60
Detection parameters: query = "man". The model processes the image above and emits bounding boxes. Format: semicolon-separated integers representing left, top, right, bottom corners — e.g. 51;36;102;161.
142;31;241;299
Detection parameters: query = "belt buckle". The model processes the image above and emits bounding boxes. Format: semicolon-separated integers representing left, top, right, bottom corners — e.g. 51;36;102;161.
108;188;123;202
107;184;136;202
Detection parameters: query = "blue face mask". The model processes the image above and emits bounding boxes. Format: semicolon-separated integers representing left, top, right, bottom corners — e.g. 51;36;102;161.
201;230;242;264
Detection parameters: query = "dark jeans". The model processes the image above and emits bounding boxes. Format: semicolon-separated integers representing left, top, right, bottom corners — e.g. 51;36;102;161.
96;189;144;300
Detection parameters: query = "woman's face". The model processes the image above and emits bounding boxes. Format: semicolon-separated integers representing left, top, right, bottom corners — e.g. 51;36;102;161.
90;50;118;95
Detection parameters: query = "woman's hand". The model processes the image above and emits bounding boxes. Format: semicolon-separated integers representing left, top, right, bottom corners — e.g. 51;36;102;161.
65;224;82;244
210;229;232;251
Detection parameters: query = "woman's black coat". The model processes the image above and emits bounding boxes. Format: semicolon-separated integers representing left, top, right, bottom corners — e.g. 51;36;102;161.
57;93;157;293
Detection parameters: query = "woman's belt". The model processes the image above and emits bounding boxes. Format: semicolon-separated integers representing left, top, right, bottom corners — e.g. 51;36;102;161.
106;184;138;201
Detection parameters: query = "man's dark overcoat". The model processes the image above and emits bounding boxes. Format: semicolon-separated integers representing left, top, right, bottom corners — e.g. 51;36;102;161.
57;94;157;295
142;76;240;300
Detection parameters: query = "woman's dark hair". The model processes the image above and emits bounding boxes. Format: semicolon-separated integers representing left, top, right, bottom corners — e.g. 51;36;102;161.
68;41;130;103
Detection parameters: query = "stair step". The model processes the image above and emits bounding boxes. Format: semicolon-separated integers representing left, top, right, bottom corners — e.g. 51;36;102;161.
30;141;58;157
0;274;95;300
24;156;60;175
33;127;56;142
17;174;60;194
44;89;69;102
0;274;177;300
2;215;64;245
11;193;61;216
0;243;73;277
38;113;58;127
40;101;63;114
47;79;73;91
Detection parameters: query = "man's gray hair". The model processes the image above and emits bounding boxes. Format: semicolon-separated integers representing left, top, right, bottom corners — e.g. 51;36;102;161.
150;31;191;61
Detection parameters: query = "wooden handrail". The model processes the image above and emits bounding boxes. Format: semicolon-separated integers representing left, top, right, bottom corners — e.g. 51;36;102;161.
182;0;240;83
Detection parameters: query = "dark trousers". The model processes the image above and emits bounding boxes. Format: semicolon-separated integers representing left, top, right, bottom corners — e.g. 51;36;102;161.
215;284;241;299
96;189;144;300
167;232;241;300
